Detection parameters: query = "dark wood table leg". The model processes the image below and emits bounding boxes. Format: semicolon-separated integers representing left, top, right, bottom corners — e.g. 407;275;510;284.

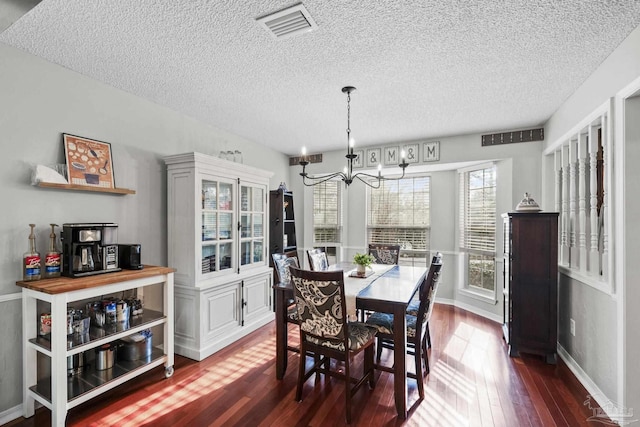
393;304;407;418
275;286;288;380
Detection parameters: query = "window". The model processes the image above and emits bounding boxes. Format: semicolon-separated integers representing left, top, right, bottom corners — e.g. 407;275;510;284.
367;176;430;266
313;181;341;263
459;165;496;292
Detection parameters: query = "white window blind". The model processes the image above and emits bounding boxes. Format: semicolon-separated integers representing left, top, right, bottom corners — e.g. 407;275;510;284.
367;176;430;251
460;167;496;252
313;180;341;244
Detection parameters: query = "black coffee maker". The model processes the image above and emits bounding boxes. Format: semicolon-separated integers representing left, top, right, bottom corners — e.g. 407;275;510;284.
61;223;120;277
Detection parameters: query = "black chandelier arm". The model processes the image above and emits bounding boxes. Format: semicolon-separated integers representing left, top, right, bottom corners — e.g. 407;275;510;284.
300;171;346;187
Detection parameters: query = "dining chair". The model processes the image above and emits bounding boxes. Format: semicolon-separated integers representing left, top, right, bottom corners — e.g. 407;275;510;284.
272;251;300;335
306;248;329;271
368;243;400;265
289;266;377;424
365;252;442;400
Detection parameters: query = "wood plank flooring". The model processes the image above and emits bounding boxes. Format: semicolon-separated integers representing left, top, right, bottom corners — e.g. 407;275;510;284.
4;304;605;427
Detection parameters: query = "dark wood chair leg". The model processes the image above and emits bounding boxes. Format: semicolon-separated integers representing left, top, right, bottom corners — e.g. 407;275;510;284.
296;342;306;402
376;337;383;363
345;358;352;424
426;322;431;348
415;342;424;399
365;344;375;389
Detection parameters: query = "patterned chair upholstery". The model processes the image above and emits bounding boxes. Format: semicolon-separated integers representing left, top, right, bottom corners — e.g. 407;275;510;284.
289;266;377;423
368;244;400;265
365;252;442;400
306;248;329;271
272;251;300;354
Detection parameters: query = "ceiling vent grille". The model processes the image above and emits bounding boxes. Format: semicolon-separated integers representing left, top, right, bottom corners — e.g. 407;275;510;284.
256;3;318;40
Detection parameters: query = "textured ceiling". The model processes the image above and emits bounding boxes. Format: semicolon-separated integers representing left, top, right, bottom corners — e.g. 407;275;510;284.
1;1;640;156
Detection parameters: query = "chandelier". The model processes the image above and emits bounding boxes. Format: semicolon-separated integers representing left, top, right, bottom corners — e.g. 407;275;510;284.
299;86;409;188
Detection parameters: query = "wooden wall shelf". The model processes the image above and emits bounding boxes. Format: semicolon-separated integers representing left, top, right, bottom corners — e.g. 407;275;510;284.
36;182;135;195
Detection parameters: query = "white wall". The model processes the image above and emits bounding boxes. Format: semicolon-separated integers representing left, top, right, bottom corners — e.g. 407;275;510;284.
0;43;290;419
542;23;640;417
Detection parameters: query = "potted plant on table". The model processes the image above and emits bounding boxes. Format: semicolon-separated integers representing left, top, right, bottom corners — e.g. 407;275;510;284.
353;253;375;277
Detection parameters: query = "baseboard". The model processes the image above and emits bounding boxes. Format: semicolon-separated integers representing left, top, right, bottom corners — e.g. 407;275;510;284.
0;403;23;425
557;344;623;424
435;297;502;323
0;292;21;304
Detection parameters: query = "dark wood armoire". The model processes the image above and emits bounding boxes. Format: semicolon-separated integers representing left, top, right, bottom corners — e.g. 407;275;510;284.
502;212;559;364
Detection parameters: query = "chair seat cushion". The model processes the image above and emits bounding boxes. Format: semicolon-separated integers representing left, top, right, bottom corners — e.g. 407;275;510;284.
365;312;419;338
406;299;420;316
305;322;377;351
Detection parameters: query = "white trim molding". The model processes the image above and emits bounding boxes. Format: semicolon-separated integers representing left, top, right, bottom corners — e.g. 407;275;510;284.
435;297;502;324
0;292;21;304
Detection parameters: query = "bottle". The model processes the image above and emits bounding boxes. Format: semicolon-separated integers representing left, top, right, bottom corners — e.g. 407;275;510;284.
44;224;61;278
23;224;41;281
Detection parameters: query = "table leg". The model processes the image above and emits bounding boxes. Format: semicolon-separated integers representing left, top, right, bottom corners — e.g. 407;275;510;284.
393;304;407;418
275;287;288;380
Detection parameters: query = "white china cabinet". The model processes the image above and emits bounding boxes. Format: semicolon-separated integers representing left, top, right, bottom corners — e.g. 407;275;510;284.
164;152;274;361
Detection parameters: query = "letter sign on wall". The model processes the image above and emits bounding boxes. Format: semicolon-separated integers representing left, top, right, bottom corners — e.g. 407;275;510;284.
423;141;440;162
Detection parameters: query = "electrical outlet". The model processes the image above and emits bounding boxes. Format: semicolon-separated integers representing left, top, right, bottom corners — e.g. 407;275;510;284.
570;318;576;336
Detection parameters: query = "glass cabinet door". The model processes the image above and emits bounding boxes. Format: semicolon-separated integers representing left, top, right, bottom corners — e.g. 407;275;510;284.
201;179;235;275
239;184;265;267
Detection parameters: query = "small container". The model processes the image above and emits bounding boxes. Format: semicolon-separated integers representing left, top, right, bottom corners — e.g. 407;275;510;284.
95;343;116;370
67;352;87;377
119;332;152;361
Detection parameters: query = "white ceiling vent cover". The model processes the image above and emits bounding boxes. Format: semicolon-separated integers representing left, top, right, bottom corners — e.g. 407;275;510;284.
256;3;318;40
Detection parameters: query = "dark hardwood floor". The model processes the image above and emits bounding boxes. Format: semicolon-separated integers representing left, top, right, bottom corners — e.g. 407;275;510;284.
5;304;605;426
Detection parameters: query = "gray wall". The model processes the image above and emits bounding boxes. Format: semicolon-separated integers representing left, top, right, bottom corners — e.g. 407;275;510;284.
0;43;289;418
543;23;640;414
289;133;544;321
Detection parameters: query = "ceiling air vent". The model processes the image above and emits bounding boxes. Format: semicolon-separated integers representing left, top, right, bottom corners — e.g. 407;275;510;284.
256;3;318;40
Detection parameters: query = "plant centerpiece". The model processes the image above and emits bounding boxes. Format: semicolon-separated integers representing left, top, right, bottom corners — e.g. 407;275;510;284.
353;252;375;276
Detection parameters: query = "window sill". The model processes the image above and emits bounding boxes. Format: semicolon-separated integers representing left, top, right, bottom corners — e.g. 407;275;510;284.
458;287;497;305
558;265;613;296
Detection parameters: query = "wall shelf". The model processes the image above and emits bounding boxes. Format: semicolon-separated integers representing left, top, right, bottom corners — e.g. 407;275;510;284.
36;182;135;195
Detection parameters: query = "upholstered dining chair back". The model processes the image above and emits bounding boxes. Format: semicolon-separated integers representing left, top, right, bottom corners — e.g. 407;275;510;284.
416;253;443;329
368;244;400;265
289;267;346;344
307;248;329;271
272;250;299;285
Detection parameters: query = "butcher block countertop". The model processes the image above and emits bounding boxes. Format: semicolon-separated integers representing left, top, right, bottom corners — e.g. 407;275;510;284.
16;265;175;294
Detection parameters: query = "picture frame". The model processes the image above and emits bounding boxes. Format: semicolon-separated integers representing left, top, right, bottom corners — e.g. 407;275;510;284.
366;148;381;168
402;143;420;164
383;146;400;166
352;150;364;168
423;141;440;162
63;134;115;189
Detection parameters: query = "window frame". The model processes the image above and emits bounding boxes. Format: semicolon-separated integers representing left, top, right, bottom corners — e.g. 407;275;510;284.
366;174;431;267
458;162;497;301
312;179;343;262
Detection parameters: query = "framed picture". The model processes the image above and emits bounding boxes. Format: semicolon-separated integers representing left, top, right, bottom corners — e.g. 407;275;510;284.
384;146;400;166
423;141;440;162
366;148;381;168
63;134;115;189
352;150;364;168
402;143;419;164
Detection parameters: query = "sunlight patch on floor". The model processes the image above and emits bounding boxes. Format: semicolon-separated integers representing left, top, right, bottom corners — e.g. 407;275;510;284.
443;321;491;372
431;360;476;402
87;337;276;426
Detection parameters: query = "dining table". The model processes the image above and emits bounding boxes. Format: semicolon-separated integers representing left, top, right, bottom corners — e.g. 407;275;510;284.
273;262;428;419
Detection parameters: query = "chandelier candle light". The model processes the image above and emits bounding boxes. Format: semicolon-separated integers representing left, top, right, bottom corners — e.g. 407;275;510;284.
299;86;409;188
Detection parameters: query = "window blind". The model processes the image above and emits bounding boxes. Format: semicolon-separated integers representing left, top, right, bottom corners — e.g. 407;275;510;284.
367;176;430;251
460;167;496;253
313;180;341;244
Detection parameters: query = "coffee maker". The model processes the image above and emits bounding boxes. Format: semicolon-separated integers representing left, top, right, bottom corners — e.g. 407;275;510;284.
61;223;120;277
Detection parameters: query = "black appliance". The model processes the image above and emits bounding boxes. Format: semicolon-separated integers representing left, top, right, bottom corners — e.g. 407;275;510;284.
61;223;120;277
118;244;143;269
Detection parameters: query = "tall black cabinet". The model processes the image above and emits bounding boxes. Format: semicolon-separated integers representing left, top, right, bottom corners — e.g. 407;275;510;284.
269;188;297;256
502;212;559;364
